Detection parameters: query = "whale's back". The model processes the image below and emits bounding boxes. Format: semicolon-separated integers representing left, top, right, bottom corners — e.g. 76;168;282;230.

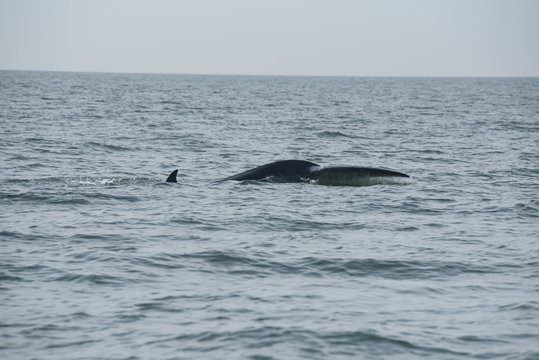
216;160;410;186
219;160;319;182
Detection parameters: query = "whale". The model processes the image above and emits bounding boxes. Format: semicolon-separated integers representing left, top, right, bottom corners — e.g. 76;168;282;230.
166;160;409;186
216;160;409;186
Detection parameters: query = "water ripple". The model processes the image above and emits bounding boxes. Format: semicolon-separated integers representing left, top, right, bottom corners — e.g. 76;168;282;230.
177;250;498;280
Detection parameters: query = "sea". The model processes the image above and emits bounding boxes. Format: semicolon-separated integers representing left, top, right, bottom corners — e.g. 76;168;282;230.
1;70;538;360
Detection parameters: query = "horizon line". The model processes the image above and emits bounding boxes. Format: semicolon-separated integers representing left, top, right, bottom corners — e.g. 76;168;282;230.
1;67;538;79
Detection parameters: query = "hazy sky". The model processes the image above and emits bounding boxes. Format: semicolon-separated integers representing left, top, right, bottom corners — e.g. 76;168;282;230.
1;0;538;76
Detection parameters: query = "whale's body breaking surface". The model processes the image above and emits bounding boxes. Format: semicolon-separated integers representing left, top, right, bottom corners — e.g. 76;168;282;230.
218;160;320;182
217;160;409;186
166;160;410;186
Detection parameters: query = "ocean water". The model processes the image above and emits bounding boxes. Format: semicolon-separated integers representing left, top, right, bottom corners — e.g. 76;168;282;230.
1;70;538;359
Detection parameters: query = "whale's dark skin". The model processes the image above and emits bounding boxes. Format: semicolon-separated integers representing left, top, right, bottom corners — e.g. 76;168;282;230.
166;160;409;185
166;169;178;183
219;160;318;182
216;160;409;183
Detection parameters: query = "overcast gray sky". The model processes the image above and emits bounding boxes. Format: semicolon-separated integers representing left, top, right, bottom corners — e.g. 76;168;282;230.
1;0;538;76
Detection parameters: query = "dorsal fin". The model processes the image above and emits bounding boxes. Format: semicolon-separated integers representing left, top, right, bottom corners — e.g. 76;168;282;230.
166;169;178;183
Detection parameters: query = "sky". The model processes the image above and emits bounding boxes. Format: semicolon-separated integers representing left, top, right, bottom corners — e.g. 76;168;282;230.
1;0;538;77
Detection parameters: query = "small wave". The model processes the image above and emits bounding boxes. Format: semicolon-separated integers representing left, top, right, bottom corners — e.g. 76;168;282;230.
68;234;137;246
0;273;24;282
135;302;185;313
47;197;91;205
85;141;135;152
24;137;58;144
297;257;495;279
25;323;82;333
457;335;509;344
0;191;52;203
129;254;187;270
317;131;354;138
50;272;125;285
421;149;445;154
144;327;468;358
7;154;31;161
177;251;495;279
84;192;140;202
0;230;27;240
45;339;100;349
498;302;539;312
115;314;146;323
169;216;206;226
515;201;539;218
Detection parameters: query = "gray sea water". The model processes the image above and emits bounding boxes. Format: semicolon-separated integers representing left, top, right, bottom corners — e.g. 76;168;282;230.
1;70;538;359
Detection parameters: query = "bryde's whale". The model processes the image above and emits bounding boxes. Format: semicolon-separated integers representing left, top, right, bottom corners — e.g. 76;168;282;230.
166;160;410;186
